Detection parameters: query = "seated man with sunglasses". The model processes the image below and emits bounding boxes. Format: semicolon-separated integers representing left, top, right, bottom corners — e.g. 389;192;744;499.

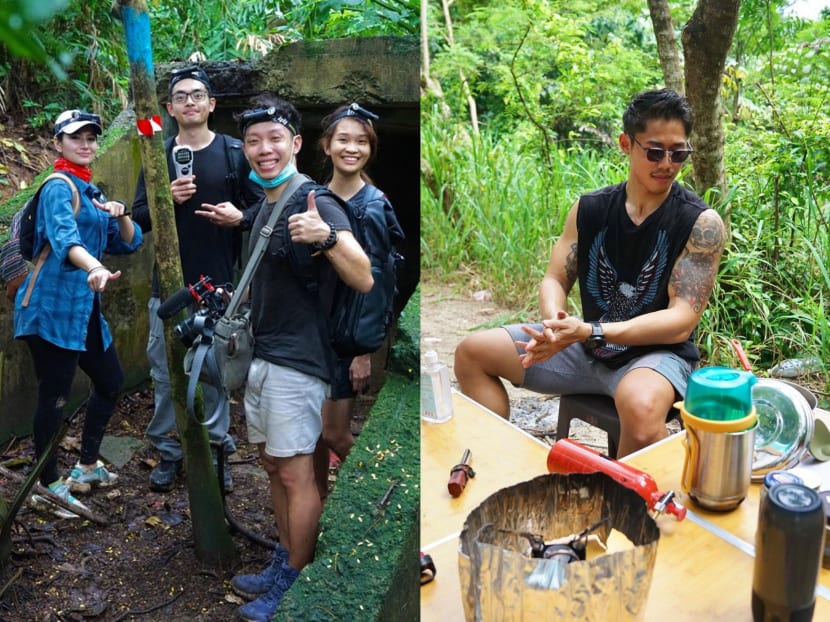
455;88;724;457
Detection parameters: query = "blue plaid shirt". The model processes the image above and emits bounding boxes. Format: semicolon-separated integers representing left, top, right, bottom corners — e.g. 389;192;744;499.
14;173;143;351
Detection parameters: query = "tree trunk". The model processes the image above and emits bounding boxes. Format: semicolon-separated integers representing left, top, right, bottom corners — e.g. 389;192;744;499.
647;0;684;94
115;0;237;568
681;0;742;202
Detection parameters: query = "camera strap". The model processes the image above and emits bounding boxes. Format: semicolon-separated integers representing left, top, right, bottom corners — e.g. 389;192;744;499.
186;333;225;427
185;173;309;423
225;172;310;317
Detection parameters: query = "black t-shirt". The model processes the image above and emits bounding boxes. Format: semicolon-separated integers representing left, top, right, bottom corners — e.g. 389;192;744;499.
132;133;263;292
249;185;352;382
576;181;709;368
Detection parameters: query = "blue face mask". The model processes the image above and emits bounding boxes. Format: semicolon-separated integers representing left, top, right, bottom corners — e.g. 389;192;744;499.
249;163;297;189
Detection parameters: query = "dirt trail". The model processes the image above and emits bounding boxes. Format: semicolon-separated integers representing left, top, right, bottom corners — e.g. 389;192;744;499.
420;279;610;452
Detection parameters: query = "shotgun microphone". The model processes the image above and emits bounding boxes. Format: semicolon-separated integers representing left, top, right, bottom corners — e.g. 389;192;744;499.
157;286;198;320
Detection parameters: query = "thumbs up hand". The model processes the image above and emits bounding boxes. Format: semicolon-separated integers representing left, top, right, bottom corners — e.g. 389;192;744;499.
288;190;329;245
305;190;318;214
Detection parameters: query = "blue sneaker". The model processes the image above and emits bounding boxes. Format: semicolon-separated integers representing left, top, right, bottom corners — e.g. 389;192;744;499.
231;544;289;599
66;460;119;494
237;562;299;622
30;478;90;518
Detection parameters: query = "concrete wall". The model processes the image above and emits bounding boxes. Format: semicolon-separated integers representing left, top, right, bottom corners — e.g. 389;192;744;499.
0;36;419;440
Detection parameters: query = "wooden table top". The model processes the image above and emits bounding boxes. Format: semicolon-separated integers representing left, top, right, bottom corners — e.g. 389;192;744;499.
421;391;830;621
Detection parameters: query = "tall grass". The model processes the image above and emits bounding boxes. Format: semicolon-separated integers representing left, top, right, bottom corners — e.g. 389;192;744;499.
421;109;626;311
421;111;830;391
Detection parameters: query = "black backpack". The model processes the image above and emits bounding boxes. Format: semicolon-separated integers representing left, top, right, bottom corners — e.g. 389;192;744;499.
0;173;80;302
284;182;405;358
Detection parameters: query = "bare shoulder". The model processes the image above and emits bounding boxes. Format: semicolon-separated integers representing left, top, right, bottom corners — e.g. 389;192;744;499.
687;208;725;256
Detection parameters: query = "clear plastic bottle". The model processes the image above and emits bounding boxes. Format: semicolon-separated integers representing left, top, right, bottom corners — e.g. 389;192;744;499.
768;356;823;379
420;350;453;423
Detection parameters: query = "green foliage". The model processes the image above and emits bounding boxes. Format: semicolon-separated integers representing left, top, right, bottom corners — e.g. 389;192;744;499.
0;0;73;79
277;0;418;40
0;0;419;126
421;102;627;310
423;0;830;387
429;0;661;147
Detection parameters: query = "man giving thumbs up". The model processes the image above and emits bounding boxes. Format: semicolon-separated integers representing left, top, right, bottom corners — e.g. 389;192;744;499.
229;94;372;622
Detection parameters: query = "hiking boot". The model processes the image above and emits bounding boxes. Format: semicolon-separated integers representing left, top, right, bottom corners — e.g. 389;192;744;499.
236;561;299;622
230;544;288;599
149;459;183;492
30;478;90;517
66;460;119;494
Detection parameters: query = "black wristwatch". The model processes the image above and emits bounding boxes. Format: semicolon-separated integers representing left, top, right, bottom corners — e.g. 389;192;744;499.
312;222;338;251
584;321;605;350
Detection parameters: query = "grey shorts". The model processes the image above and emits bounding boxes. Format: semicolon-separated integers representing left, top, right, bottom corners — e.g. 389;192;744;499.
244;358;328;458
503;323;693;399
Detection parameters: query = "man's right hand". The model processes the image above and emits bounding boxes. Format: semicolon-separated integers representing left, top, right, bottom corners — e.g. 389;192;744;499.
517;312;588;368
171;176;197;204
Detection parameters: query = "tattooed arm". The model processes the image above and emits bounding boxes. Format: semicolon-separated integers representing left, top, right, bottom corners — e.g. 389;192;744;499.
514;200;581;367
669;209;725;316
539;199;580;320
591;208;725;348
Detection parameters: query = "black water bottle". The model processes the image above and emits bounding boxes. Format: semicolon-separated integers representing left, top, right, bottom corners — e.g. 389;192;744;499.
752;483;825;621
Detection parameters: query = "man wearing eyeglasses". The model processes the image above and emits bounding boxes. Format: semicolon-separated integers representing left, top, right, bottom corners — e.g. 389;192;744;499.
132;66;263;493
455;88;725;458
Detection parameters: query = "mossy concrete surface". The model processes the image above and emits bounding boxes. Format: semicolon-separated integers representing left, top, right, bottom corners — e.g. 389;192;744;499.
276;289;420;621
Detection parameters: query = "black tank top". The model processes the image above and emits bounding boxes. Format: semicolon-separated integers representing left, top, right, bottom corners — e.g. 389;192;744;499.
576;182;709;368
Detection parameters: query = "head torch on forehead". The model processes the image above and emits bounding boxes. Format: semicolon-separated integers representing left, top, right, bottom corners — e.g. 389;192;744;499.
328;102;379;128
54;111;102;135
239;107;297;135
168;66;212;93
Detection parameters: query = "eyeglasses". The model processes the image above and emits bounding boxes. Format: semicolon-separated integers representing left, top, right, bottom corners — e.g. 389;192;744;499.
171;90;209;104
631;136;693;163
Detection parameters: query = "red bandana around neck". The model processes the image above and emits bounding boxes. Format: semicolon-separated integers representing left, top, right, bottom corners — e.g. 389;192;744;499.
53;157;92;183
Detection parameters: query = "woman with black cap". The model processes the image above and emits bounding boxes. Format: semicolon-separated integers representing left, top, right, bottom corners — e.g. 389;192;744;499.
15;109;143;515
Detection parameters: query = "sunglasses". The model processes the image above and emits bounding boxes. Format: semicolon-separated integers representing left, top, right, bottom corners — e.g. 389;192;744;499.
631;136;693;163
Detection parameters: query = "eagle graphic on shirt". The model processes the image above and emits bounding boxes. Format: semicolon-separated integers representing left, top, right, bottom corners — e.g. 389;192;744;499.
585;228;669;355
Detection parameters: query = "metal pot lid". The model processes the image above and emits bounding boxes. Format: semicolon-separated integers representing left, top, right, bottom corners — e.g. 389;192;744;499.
751;378;815;481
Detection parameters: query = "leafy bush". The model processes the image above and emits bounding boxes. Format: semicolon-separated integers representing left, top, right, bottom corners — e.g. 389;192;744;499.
0;0;419;125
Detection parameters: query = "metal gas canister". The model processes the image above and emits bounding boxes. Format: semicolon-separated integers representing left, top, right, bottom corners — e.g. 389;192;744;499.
752;483;825;621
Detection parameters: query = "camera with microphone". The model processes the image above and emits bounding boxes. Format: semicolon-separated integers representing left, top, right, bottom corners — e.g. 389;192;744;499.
157;275;232;346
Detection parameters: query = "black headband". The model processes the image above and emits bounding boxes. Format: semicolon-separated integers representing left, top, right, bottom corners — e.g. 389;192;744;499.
238;106;298;136
327;103;379;128
169;66;212;95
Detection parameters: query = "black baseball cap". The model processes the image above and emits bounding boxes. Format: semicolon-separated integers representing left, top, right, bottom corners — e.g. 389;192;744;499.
168;65;213;97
